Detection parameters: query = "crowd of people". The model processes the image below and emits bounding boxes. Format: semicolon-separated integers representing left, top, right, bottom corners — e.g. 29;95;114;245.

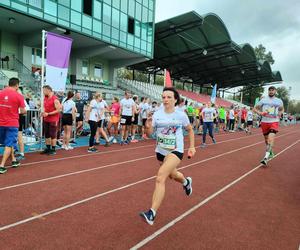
1;78;288;171
0;78;292;225
0;78;288;177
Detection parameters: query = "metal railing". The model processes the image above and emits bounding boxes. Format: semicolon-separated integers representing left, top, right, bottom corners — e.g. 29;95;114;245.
21;109;42;151
0;70;8;89
0;51;40;98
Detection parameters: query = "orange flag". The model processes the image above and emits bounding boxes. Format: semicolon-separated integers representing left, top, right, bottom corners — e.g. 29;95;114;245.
164;69;173;87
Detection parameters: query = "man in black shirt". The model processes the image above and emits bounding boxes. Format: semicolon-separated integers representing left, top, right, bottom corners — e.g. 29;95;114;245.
74;92;87;135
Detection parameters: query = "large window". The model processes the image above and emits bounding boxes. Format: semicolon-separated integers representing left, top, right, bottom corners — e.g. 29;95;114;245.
71;10;81;25
82;60;88;75
44;0;57;16
112;8;120;28
83;0;92;16
103;3;112;25
94;65;103;78
71;0;81;11
128;17;135;35
93;0;102;20
58;5;69;21
31;48;42;66
28;0;42;9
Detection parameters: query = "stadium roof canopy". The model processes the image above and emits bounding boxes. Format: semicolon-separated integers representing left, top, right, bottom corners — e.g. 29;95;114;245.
130;11;282;89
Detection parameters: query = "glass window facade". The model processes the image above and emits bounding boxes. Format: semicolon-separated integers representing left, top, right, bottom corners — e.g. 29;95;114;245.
1;0;155;57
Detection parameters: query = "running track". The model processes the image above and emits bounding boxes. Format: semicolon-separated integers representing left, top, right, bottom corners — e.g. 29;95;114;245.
0;126;299;250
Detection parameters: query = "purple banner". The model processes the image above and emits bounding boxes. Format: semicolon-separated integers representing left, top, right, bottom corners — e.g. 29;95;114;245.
46;32;72;68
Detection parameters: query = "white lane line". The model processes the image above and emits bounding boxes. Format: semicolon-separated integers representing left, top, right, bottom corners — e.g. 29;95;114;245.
15;131;262;167
0;132;268;191
0;156;154;191
130;139;300;250
0;132;296;231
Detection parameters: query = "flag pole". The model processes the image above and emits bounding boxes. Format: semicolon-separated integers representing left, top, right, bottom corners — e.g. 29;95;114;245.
40;30;46;150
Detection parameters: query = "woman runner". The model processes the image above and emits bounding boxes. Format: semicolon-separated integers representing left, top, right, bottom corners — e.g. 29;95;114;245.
140;87;196;225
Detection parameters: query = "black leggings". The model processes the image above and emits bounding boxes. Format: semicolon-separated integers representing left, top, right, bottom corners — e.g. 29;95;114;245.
229;119;235;130
89;120;97;147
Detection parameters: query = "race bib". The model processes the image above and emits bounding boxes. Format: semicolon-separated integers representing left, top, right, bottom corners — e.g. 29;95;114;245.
205;113;212;120
157;134;176;150
120;118;126;124
76;113;80;117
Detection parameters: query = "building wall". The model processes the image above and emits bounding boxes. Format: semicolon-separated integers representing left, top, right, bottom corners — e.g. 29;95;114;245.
0;0;155;58
0;31;19;58
22;46;32;70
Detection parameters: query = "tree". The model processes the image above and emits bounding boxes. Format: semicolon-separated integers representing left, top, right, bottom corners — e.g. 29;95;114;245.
254;44;275;65
241;85;264;106
276;86;290;111
288;100;300;114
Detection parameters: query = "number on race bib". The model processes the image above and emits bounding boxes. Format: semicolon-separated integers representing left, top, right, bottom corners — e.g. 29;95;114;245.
157;134;176;150
120;118;126;124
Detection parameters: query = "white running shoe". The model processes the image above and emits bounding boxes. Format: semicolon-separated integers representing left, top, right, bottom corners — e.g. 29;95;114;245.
67;145;74;150
113;138;117;144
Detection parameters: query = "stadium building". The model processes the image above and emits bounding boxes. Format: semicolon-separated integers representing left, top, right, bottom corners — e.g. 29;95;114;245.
0;0;155;96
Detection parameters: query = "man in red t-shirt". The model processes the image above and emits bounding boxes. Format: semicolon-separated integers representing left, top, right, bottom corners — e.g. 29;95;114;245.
241;107;247;130
0;78;26;174
41;85;61;155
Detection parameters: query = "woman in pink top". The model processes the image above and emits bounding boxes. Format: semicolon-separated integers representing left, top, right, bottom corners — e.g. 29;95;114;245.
107;97;120;143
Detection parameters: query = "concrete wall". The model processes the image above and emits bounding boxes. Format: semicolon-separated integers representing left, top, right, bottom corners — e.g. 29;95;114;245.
70;57;110;82
0;31;19;58
22;46;32;70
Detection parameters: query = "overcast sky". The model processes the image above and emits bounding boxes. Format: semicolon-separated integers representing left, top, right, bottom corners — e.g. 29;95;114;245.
155;0;300;100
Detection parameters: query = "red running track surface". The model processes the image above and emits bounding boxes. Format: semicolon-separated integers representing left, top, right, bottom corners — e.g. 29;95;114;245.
0;126;299;250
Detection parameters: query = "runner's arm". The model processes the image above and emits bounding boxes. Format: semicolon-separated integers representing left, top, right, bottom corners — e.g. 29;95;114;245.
185;123;196;157
144;114;153;137
85;105;92;122
278;105;284;118
253;105;263;116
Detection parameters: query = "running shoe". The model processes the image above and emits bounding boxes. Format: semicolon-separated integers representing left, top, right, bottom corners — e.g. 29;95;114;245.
48;149;56;155
11;160;20;168
15;154;25;161
119;141;124;146
40;148;50;154
212;138;216;144
201;143;207;148
104;142;110;147
260;157;268;166
94;142;100;145
142;134;149;140
67;145;74;150
88;147;98;153
140;209;155;225
269;150;275;159
0;167;7;174
124;139;130;145
108;136;114;142
131;139;139;143
183;177;193;196
113;138;117;144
